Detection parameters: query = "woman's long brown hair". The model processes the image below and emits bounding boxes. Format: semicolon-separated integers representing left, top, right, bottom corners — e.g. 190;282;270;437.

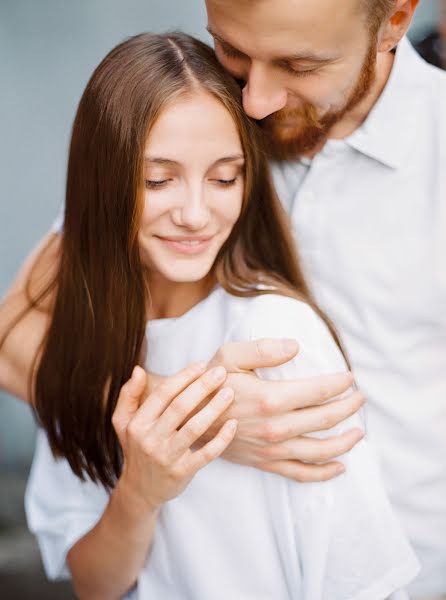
19;33;346;488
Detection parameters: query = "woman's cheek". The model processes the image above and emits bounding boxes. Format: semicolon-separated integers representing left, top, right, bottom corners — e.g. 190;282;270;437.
220;187;244;228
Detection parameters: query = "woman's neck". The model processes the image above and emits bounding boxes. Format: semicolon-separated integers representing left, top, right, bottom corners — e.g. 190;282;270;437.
146;273;216;320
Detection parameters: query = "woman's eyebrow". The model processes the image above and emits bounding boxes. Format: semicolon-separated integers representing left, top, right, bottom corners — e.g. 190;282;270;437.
144;157;179;165
144;155;244;167
212;155;245;166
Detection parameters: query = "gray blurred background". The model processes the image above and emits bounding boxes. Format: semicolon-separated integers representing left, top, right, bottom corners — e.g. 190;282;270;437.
0;1;443;598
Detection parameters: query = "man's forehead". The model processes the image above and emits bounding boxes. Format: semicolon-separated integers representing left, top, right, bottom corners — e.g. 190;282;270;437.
206;0;363;60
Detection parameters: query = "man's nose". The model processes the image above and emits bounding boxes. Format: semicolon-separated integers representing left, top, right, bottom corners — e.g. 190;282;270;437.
242;61;287;120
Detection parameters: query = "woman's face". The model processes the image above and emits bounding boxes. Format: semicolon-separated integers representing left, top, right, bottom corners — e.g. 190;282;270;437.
139;91;245;285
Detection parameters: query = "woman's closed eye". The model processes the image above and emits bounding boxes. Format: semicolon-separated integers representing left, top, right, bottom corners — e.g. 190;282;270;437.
145;178;172;189
211;176;238;186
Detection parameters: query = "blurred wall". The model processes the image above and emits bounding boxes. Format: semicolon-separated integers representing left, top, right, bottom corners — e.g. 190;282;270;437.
0;0;207;469
0;0;440;469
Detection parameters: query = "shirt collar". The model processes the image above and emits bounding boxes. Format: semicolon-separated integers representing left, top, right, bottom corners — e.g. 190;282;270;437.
346;37;430;169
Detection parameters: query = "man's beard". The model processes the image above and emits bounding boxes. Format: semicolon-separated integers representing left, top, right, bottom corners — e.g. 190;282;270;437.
260;37;378;160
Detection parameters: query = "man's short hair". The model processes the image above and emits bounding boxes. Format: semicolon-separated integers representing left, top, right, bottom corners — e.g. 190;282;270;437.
363;0;395;33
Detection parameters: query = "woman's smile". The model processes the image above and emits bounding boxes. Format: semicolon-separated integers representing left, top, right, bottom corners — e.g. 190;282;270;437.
155;234;214;255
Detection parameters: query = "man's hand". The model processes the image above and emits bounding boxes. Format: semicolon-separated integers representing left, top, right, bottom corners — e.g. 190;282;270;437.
202;339;364;482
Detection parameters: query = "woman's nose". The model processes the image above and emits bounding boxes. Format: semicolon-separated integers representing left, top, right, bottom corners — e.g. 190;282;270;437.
172;188;210;230
242;61;287;120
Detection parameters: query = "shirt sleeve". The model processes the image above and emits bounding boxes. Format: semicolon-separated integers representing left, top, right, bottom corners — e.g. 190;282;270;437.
25;429;108;580
231;293;420;600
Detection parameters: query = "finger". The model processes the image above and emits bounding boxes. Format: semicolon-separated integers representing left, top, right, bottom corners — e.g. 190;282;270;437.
260;428;364;462
112;366;148;440
253;371;355;416
133;362;207;425
187;419;238;473
154;366;228;437
249;391;365;443
259;459;346;483
170;388;234;460
212;339;299;372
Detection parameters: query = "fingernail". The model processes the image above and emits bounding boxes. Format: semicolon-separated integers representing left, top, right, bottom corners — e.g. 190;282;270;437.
281;339;298;355
226;419;237;432
219;387;234;402
357;429;365;440
336;464;346;475
210;366;226;381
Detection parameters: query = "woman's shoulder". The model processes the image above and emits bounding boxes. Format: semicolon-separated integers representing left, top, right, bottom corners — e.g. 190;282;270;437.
227;291;331;343
224;291;346;376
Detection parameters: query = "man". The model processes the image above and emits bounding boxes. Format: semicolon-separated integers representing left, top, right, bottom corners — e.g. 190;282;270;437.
203;0;446;598
0;0;444;597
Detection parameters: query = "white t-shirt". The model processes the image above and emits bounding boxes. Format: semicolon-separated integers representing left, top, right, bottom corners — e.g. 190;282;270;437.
26;288;419;599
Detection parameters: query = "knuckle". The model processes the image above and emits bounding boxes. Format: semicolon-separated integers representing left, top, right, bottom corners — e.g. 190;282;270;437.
126;419;140;440
260;421;281;443
319;413;336;430
199;445;215;463
170;464;186;481
169;399;187;418
315;446;332;463
183;421;200;442
260;444;279;460
141;438;155;456
258;393;274;416
318;383;333;402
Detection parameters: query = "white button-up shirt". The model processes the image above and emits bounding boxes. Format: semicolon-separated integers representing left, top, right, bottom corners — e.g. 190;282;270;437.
272;37;446;598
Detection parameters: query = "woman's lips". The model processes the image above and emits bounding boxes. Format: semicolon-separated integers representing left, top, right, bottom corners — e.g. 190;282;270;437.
156;236;213;255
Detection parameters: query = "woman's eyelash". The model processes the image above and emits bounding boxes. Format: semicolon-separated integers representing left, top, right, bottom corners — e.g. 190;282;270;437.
144;178;237;189
145;179;169;188
214;177;237;186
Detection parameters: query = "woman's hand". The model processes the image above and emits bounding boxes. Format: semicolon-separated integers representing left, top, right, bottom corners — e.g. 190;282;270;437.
112;363;237;511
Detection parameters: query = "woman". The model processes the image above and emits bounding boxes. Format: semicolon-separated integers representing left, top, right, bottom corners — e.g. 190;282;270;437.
24;32;418;599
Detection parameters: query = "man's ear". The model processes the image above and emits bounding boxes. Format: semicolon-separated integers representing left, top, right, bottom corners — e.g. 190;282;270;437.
377;0;420;53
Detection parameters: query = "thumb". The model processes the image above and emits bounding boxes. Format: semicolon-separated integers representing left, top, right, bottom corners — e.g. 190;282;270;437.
212;338;299;372
112;366;148;438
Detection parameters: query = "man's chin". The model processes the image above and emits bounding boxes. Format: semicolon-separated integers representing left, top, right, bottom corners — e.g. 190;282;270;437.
264;127;329;161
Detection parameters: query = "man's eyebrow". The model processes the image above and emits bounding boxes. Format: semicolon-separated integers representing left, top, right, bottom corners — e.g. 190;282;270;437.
207;27;248;57
207;25;338;64
144;155;245;167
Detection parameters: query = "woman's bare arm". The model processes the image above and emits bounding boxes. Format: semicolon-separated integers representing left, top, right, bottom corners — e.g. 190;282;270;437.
67;479;159;600
67;365;236;600
0;232;60;402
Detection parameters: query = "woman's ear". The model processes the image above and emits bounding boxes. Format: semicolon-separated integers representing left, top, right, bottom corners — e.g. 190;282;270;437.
377;0;420;53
